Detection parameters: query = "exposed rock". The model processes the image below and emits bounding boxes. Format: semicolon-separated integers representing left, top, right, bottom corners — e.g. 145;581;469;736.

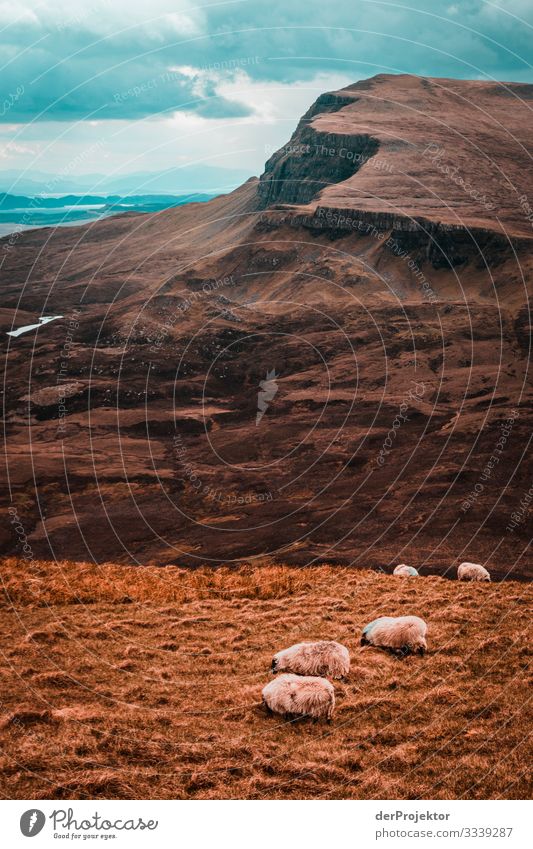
258;127;379;207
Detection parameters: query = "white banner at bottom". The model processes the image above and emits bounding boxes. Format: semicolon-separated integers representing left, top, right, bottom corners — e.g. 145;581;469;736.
2;799;531;849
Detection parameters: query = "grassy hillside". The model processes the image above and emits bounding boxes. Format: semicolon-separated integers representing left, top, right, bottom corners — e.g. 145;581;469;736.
0;558;531;800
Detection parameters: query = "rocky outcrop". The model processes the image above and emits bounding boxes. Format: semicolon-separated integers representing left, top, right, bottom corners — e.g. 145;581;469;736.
257;126;379;207
256;204;532;268
298;91;358;122
304;207;529;268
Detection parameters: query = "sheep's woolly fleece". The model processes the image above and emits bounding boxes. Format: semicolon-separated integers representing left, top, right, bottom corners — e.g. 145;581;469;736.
272;640;350;678
457;562;491;582
361;615;428;654
262;673;335;720
393;564;419;577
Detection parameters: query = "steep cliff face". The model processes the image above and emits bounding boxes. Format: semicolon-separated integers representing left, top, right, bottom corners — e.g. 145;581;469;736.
299;90;359;121
257;87;380;207
257;74;533;244
258;128;379;207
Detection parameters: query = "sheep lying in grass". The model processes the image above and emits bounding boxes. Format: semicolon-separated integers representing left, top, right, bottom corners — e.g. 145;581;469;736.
271;640;350;679
262;673;335;721
361;615;427;656
393;564;419;577
457;562;491;582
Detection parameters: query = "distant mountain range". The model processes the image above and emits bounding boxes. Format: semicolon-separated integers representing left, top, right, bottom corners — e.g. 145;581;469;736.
0;192;214;209
0;164;253;196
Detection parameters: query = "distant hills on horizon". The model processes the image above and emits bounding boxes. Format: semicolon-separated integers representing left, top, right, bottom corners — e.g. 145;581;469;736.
0;191;217;233
0;192;216;209
0;163;254;197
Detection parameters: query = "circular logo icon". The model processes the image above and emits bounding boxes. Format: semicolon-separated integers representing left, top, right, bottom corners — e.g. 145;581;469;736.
20;810;46;837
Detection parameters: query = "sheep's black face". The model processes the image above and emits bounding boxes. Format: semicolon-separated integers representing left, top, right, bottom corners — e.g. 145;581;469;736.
271;658;278;673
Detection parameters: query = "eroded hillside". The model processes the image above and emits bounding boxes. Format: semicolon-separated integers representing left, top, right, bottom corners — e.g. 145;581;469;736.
1;75;532;572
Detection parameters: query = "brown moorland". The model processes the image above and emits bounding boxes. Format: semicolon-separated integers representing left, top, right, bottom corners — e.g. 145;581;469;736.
2;75;532;572
1;558;531;800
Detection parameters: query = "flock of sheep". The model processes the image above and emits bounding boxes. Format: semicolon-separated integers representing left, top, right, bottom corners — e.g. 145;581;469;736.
261;560;492;722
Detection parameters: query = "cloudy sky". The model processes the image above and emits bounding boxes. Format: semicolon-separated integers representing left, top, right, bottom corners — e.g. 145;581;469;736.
1;0;532;185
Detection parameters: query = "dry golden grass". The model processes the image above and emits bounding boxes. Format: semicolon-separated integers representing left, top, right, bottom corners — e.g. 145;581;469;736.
0;558;531;800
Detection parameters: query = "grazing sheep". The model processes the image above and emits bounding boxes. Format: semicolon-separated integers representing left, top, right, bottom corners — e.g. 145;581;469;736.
457;562;491;582
361;615;427;656
262;673;335;721
271;640;350;679
393;564;419;577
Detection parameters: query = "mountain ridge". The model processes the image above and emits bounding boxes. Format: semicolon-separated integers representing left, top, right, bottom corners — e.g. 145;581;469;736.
257;73;533;241
1;74;531;574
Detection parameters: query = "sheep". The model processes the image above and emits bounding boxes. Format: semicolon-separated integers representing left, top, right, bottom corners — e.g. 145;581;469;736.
361;615;427;656
457;562;491;582
393;564;419;577
271;640;350;679
262;673;335;721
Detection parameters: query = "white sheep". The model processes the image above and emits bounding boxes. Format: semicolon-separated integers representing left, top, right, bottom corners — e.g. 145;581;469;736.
457;562;491;582
262;673;335;721
361;615;427;656
271;640;350;679
393;564;419;577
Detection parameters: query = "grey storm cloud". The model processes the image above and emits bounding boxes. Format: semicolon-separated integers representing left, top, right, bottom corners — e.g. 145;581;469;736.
1;0;532;123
